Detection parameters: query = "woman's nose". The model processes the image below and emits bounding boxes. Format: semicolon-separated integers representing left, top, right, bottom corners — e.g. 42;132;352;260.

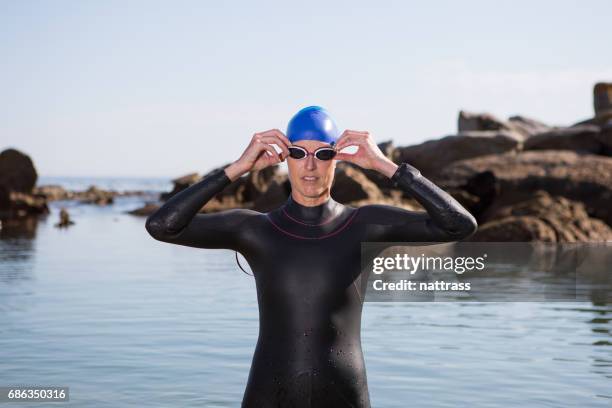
305;155;316;170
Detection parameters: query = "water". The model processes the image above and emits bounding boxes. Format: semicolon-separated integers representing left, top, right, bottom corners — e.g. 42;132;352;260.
37;176;173;193
1;189;611;407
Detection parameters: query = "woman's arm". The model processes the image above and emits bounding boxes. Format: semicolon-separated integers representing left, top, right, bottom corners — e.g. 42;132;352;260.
332;130;477;243
145;164;257;250
360;162;478;243
145;129;291;250
390;162;477;240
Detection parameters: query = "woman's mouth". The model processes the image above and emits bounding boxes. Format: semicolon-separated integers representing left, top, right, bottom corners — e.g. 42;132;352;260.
302;176;318;182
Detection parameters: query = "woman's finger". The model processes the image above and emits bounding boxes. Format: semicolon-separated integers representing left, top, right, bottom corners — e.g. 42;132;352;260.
334;152;357;162
337;137;365;152
254;140;281;162
335;135;352;151
258;135;290;157
258;129;291;148
342;130;369;139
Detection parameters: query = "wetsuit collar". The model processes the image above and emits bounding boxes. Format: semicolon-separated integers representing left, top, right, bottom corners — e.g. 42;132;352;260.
283;194;340;224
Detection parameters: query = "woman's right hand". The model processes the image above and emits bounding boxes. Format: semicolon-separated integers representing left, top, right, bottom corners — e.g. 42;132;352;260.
225;129;292;181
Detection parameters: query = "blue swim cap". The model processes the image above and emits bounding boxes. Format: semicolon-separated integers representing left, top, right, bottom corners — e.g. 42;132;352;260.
286;106;339;146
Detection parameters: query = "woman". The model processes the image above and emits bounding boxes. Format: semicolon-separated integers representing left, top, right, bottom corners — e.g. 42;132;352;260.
145;106;477;407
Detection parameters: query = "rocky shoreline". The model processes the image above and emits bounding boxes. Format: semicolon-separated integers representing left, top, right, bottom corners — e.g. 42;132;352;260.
2;83;611;242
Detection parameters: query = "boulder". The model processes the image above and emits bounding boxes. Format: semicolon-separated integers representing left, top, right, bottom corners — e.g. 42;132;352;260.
32;184;71;201
437;150;612;227
79;186;115;205
253;179;291;212
393;131;522;179
240;165;285;203
468;215;558;242
458;110;515;133
0;148;49;220
508;115;552;137
596;119;612;155
0;185;10;214
160;172;201;201
331;163;384;204
339;162;396;195
458;110;550;139
0;148;38;193
456;170;500;216
4;191;49;218
55;208;75;228
572;83;612;127
594;82;612;118
469;191;612;242
377;140;395;159
523;124;602;154
128;202;160;216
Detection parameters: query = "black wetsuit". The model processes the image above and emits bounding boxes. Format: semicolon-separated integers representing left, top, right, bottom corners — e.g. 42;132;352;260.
145;162;477;408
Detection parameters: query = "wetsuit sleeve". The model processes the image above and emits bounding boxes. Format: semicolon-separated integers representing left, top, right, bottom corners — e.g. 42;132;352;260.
145;168;257;250
363;162;478;242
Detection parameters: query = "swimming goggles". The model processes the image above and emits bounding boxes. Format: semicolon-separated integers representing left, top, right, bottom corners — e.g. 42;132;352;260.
287;145;337;161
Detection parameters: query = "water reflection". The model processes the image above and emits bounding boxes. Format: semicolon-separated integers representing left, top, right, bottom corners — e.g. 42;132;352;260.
0;216;38;283
0;208;611;406
363;242;612;303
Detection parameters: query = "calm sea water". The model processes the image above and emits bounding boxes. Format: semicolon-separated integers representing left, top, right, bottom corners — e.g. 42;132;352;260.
37;176;173;193
1;179;611;407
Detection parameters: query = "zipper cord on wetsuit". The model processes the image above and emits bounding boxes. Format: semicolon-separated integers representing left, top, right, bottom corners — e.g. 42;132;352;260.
235;251;253;276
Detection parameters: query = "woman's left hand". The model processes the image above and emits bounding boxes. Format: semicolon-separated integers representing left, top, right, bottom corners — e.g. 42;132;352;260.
334;130;396;175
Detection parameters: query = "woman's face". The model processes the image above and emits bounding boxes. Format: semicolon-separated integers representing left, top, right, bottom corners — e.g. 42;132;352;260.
286;140;336;200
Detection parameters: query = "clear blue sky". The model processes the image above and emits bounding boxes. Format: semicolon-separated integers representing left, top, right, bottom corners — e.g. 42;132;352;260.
2;0;611;177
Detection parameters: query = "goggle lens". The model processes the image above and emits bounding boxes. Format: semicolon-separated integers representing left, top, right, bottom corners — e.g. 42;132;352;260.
288;146;337;161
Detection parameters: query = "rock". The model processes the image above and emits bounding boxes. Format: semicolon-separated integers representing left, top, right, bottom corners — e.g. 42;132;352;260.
377;140;395;159
132;164;289;216
0;184;11;212
437;150;612;227
597;120;612;155
467;215;558;242
240;165;285;203
4;191;49;219
393;131;522;179
0;148;38;193
460;170;500;216
0;185;10;216
253;179;291;212
79;186;115;205
331;163;384;204
508;115;552;137
55;208;75;228
128;202;160;216
161;172;201;201
572;83;612;127
523;124;602;154
458;110;515;133
32;184;71;201
33;184;147;202
0;216;39;239
469;191;612;242
459;110;556;139
572;112;612;127
594;82;612;118
201;163;286;205
0;148;51;220
339;162;396;196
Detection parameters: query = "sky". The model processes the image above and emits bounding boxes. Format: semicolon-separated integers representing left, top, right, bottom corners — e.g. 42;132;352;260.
1;0;611;178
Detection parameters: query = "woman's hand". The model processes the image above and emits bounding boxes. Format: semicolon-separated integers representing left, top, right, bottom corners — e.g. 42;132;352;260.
334;130;398;177
225;129;291;181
